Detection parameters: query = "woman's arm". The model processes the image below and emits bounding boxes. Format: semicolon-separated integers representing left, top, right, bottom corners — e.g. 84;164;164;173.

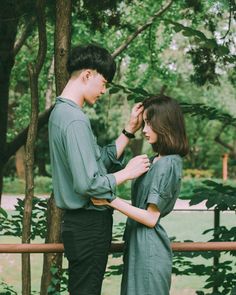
91;197;160;228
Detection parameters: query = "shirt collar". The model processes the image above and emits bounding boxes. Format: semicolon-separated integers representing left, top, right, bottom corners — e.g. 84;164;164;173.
56;97;82;110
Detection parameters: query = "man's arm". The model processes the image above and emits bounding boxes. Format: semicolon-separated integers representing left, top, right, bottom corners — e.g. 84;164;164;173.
65;120;149;199
115;103;144;159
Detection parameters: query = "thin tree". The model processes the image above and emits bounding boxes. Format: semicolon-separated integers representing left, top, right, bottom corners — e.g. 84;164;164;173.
21;0;47;294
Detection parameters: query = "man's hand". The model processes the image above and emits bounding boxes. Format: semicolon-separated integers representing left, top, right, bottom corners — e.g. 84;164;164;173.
124;154;150;180
126;103;144;134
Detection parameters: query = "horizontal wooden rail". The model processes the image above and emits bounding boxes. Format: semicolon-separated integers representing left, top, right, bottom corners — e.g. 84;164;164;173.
0;242;235;253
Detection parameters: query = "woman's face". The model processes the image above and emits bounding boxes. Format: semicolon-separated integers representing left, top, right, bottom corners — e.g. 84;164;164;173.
142;110;158;144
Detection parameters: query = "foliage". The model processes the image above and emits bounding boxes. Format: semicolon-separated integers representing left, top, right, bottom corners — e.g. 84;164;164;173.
109;83;236;127
0;281;17;295
183;169;214;178
3;0;236;181
164;17;236;86
181;103;236;127
175;179;236;294
47;266;68;295
190;179;236;210
0;198;47;239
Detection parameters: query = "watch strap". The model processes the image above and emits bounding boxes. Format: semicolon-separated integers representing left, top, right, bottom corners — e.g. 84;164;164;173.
122;129;135;139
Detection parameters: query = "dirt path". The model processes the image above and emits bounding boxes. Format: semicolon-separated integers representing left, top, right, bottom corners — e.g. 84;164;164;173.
1;194;208;211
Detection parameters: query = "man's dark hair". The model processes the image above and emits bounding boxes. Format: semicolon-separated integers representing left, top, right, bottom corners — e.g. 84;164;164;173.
143;95;189;157
67;44;116;82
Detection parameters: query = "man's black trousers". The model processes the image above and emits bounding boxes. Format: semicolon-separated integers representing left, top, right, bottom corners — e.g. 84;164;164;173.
62;208;113;295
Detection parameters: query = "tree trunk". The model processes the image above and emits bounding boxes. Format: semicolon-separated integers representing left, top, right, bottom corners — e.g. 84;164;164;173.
0;2;18;204
40;195;63;294
16;146;26;179
40;0;72;293
21;1;47;294
45;57;55;109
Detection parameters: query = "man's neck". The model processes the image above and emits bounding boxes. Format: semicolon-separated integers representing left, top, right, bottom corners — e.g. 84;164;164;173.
60;80;84;107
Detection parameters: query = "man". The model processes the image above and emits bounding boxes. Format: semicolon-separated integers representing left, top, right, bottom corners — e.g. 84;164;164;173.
48;44;150;295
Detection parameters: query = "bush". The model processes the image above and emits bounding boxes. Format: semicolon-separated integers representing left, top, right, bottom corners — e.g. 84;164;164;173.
184;169;214;178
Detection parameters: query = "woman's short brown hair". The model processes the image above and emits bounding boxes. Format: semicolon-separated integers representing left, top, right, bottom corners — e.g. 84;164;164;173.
143;95;189;157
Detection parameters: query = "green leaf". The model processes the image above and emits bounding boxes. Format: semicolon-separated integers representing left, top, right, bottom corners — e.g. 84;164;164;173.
127;93;138;101
217;45;230;56
182;30;194;37
172;24;182;33
50;267;58;275
205;39;217;49
0;208;8;219
47;286;55;292
109;87;121;94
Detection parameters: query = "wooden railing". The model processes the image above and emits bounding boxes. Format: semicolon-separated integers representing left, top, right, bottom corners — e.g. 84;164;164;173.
0;241;236;253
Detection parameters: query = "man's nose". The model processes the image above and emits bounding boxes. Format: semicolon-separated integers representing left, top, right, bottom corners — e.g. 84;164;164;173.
101;86;106;94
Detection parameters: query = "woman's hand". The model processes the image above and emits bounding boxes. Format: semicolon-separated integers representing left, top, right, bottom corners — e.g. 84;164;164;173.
91;198;110;206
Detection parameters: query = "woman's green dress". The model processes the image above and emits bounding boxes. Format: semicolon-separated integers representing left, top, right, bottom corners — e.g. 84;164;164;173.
121;155;183;295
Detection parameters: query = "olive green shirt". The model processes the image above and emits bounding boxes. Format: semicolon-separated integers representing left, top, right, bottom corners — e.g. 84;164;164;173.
48;97;123;210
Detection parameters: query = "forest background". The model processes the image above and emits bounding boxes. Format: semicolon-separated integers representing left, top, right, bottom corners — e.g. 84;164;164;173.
0;0;236;294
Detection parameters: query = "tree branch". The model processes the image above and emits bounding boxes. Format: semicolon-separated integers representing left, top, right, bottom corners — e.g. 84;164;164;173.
5;106;53;163
112;0;173;58
13;16;36;56
221;0;233;40
214;124;234;151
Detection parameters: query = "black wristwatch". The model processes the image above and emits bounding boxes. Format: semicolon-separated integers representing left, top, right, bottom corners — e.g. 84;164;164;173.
122;129;135;139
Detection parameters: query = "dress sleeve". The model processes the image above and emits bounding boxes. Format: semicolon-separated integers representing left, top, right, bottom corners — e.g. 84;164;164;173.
99;143;125;173
147;158;181;213
64;120;116;200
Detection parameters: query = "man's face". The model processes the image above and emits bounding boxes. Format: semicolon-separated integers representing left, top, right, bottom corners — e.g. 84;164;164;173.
84;71;107;105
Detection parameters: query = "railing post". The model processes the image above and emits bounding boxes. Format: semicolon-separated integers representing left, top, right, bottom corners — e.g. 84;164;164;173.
213;208;220;293
212;153;228;292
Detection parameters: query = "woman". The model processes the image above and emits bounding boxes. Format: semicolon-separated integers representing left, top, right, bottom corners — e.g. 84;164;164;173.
92;95;189;295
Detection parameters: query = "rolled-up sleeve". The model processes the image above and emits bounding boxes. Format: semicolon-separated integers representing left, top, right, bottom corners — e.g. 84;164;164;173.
64;120;116;200
99;143;125;173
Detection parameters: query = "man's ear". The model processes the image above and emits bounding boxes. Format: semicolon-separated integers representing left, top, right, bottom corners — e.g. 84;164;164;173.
81;69;92;82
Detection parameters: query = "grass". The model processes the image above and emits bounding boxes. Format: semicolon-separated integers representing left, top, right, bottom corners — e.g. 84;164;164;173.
3;176;52;195
0;209;235;294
